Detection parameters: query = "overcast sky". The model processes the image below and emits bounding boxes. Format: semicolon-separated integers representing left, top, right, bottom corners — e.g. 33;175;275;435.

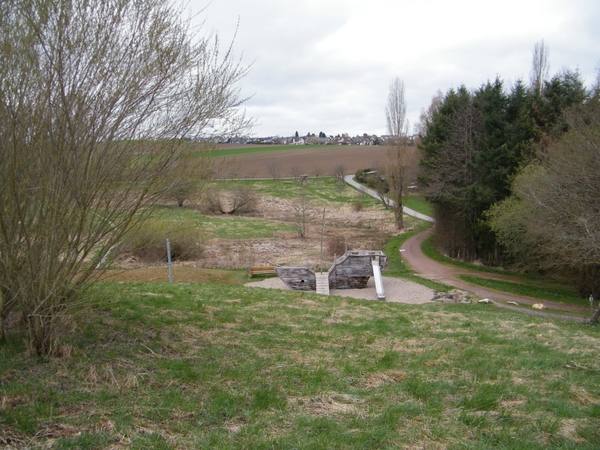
194;0;600;137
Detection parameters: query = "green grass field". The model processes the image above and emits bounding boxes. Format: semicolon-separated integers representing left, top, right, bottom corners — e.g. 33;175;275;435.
1;282;599;448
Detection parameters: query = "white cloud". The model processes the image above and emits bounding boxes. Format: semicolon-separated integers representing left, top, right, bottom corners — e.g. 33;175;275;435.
193;0;600;137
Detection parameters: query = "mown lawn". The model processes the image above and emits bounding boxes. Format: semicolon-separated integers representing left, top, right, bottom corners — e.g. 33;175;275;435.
1;282;599;449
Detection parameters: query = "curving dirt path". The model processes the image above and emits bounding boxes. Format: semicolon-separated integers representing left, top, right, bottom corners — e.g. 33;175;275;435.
402;227;589;321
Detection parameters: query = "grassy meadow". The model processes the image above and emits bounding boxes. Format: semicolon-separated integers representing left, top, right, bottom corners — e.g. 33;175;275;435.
1;282;599;449
2;175;599;448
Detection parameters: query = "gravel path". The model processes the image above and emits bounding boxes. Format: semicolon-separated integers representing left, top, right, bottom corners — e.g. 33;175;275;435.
246;276;435;304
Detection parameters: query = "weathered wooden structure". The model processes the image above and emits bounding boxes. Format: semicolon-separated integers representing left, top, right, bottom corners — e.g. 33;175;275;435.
275;250;387;291
329;250;387;289
275;266;316;291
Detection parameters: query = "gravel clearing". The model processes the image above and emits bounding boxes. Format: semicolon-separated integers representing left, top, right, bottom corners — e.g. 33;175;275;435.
246;276;435;304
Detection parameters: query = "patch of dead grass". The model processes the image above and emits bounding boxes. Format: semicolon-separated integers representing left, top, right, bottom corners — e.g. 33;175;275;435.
360;370;407;388
569;386;598;406
288;393;363;417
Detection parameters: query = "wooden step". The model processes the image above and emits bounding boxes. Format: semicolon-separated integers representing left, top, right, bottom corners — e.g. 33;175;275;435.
315;272;330;296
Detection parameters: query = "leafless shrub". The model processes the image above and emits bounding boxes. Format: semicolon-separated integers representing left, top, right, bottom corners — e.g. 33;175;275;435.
291;165;302;181
327;235;346;257
121;222;205;262
352;200;364;212
332;164;345;182
267;159;281;180
204;185;257;215
291;190;311;238
0;0;251;354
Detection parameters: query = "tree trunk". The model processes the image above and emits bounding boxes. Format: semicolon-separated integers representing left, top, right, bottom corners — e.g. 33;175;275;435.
0;317;5;343
394;191;404;229
395;204;403;229
27;315;58;356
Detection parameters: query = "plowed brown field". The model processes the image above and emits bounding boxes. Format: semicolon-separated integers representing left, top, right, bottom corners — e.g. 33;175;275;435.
218;144;389;178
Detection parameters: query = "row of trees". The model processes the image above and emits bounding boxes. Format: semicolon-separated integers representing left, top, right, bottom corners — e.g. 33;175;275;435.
0;0;251;354
407;43;599;315
487;96;600;319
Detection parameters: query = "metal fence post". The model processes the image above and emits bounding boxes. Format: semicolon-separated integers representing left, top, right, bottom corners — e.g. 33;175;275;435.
166;238;173;283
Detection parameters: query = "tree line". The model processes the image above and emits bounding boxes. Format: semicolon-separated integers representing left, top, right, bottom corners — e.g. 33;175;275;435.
415;46;599;317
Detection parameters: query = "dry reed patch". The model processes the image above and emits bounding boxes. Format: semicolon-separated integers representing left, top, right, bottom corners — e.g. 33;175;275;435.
154;308;192;322
360;370;407;388
569;386;599;406
175;325;239;349
558;419;586;443
537;322;561;330
370;337;446;354
288;393;363;418
33;423;95;442
570;332;600;347
296;298;319;307
1;395;28;409
225;420;244;435
83;363;140;392
273;348;336;367
496;320;529;334
499;397;528;409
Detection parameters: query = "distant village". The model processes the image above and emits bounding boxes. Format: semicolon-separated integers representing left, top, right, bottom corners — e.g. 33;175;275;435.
209;132;417;146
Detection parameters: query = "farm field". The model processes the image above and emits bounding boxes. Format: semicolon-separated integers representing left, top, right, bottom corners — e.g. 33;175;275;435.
211;144;390;178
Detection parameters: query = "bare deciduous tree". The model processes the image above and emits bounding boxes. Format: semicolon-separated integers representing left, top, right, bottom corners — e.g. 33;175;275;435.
384;143;421;229
0;0;251;354
530;40;550;96
386;77;408;137
384;76;414;229
332;164;346;191
415;90;444;137
267;159;281;180
291;165;302;181
291;189;312;238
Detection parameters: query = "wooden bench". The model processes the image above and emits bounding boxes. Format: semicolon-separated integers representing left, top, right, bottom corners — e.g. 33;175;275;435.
247;265;276;278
